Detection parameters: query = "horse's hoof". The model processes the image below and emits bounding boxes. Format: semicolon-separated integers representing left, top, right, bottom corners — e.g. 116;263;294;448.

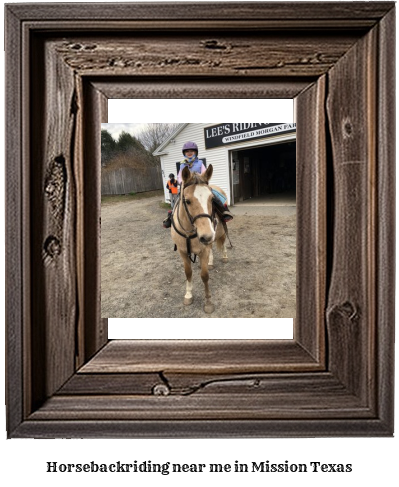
204;302;215;314
222;258;228;263
184;297;193;306
208;265;214;270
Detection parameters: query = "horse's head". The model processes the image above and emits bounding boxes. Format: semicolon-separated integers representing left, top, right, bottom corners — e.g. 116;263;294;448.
181;165;215;245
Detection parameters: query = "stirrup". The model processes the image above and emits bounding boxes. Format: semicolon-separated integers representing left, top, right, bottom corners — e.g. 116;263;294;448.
222;210;233;222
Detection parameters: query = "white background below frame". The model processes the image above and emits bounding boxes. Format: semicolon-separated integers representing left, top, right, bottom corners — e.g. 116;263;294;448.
107;98;295;340
108;318;294;340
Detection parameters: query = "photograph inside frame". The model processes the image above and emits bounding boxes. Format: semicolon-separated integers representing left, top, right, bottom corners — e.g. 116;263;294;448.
101;122;296;320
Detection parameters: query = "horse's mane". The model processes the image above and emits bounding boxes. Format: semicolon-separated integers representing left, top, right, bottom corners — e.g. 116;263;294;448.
185;172;208;187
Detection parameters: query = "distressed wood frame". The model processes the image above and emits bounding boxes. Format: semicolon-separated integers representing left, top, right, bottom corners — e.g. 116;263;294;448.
5;2;395;438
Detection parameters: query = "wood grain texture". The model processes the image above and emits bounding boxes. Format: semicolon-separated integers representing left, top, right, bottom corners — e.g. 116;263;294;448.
296;75;327;363
29;392;371;421
99;90;108;123
326;25;377;405
60;371;358;397
58;372;162;396
92;79;311;100
30;37;78;408
5;5;24;436
376;7;395;432
7;2;394;23
79;340;321;374
53;34;360;78
82;82;108;360
35;372;375;422
93;74;324;371
5;2;395;438
14;418;391;439
73;73;85;370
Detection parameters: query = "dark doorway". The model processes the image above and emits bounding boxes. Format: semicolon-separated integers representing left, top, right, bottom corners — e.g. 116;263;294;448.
232;141;296;203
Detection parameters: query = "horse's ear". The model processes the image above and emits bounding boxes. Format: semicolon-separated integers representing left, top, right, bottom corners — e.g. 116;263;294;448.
182;166;192;184
204;164;213;182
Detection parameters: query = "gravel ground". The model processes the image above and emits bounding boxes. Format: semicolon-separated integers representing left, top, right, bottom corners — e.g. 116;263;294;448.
101;194;296;318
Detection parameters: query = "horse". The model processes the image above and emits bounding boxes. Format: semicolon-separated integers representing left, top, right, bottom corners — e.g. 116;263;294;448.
171;164;229;314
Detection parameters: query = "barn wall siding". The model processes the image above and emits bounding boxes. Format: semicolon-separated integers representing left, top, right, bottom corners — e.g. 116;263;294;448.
159;123;296;205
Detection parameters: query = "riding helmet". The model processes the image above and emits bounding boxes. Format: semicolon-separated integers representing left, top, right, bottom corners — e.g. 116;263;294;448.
182;141;198;155
169;173;175;179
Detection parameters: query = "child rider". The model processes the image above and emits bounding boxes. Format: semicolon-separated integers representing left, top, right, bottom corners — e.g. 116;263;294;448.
177;141;233;223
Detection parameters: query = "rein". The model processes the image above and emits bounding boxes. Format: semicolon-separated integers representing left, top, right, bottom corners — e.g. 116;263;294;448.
172;180;216;263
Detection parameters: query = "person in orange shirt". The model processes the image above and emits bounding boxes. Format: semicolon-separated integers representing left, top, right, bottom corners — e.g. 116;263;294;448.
166;173;179;209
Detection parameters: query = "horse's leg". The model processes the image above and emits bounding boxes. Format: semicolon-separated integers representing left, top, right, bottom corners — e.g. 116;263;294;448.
180;251;194;306
200;248;215;314
217;233;228;263
222;241;228;263
208;245;214;270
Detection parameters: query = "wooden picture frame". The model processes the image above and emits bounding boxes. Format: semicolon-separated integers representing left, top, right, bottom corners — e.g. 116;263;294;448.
5;2;395;438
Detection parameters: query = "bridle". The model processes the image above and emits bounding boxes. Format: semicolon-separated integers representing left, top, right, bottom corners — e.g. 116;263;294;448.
171;180;216;262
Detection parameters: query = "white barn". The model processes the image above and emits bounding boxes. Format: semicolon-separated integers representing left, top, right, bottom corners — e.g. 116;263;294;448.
154;123;296;206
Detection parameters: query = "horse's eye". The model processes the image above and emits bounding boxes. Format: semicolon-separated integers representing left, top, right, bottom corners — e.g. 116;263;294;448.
185;199;191;205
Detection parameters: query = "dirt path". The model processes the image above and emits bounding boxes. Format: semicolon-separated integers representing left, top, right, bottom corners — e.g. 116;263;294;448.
101;195;296;318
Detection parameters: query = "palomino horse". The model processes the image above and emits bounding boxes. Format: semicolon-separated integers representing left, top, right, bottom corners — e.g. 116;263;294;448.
171;164;228;314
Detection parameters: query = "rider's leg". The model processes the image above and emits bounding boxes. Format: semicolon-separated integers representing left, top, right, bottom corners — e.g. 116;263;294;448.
211;189;233;222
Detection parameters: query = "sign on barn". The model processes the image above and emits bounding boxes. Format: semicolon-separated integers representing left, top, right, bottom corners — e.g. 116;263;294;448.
204;123;296;149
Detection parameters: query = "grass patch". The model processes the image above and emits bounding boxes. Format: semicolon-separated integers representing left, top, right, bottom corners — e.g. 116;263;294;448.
159;202;172;210
101;189;164;205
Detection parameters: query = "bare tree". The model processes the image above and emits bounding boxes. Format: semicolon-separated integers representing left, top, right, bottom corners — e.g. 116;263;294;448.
138;123;181;154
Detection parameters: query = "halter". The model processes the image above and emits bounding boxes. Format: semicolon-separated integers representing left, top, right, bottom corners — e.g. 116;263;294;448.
172;179;216;263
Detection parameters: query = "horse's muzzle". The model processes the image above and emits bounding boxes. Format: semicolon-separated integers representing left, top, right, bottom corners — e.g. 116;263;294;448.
199;235;214;245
